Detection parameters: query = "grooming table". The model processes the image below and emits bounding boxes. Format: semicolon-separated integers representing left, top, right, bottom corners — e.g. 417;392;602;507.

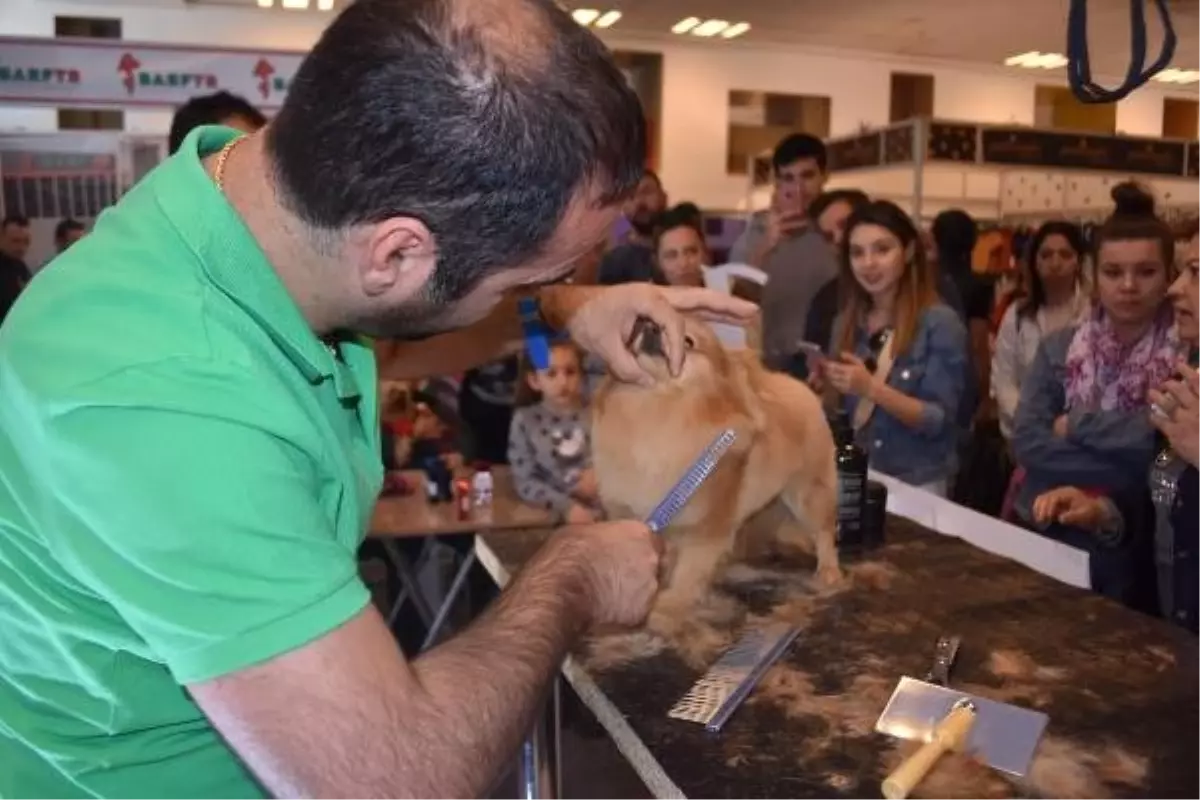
476;509;1199;799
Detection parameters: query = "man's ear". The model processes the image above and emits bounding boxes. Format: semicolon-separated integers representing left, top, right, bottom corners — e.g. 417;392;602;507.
360;217;436;301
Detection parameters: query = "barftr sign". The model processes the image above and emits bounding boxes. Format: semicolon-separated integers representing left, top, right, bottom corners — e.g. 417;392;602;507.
0;36;306;110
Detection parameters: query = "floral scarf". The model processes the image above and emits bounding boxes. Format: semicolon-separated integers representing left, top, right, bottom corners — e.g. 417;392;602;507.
1064;304;1180;412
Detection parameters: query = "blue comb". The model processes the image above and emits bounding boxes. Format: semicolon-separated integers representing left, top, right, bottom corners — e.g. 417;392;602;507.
644;428;737;534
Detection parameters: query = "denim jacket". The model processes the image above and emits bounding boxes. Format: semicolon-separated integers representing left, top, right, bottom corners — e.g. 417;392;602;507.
838;304;968;486
1011;326;1157;521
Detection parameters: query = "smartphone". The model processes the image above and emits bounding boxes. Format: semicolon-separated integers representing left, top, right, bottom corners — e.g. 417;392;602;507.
795;341;827;363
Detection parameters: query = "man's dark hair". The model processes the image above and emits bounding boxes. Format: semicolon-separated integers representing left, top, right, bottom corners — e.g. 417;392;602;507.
266;0;645;302
807;189;869;222
931;209;978;262
2;214;30;230
772;133;827;174
652;203;705;250
55;218;85;242
168;91;267;154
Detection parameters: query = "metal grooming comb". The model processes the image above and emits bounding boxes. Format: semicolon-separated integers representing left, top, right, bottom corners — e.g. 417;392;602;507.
924;635;962;686
644;428;737;534
667;622;801;733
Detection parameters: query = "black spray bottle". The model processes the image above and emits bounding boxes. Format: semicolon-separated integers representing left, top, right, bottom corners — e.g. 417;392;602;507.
828;408;868;555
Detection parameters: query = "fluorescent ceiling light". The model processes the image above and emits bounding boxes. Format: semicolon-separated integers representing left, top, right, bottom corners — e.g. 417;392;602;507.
256;0;273;7
317;0;334;9
571;8;600;25
672;16;701;34
1003;51;1068;69
692;19;729;37
1153;67;1200;84
721;22;750;39
595;10;621;28
280;0;308;9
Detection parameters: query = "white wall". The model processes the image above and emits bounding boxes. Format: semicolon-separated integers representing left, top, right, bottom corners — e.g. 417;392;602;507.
1;0;1195;211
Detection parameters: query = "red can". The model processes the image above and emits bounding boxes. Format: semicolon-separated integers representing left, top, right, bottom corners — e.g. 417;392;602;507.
453;478;472;521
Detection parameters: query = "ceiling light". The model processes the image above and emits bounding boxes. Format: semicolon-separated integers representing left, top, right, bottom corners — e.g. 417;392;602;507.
595;10;621;28
256;0;273;7
1153;67;1200;84
721;22;750;39
692;19;729;37
317;0;334;9
571;8;600;25
671;16;701;34
1003;51;1069;69
280;0;308;9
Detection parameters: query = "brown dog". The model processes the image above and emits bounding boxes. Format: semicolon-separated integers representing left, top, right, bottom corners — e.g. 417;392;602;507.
592;317;841;631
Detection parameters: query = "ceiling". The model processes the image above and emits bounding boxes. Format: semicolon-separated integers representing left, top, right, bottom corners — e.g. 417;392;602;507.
205;0;1199;78
577;0;1199;77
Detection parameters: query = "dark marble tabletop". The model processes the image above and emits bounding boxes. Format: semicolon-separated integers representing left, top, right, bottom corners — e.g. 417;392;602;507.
478;516;1199;799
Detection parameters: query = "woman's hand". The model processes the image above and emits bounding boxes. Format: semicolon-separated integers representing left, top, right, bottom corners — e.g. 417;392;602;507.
807;359;827;393
1150;363;1199;468
1032;486;1111;531
539;284;757;386
824;353;874;397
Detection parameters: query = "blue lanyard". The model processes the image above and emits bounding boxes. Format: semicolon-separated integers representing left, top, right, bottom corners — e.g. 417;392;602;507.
517;296;552;371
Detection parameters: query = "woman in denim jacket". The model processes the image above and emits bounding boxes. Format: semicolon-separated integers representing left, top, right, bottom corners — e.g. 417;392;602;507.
1012;184;1179;606
1031;225;1198;631
814;201;968;496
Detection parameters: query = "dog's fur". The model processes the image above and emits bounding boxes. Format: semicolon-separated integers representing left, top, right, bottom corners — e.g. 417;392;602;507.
592;317;841;631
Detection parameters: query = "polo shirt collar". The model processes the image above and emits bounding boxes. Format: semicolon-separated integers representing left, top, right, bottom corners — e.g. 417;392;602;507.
153;125;360;401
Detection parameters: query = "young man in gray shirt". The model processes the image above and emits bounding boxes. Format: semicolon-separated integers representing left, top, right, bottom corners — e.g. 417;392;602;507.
729;134;838;370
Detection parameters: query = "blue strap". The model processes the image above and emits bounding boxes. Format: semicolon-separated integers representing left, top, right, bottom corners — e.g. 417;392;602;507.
518;296;552;371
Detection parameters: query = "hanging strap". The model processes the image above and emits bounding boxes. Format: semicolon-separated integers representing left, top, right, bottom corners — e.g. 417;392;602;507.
1066;0;1176;104
851;331;897;433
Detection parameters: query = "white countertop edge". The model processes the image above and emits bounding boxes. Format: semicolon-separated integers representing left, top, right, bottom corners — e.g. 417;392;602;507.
867;470;1092;590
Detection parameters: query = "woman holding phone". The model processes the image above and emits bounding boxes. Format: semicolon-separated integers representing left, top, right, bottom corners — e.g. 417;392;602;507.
812;201;969;496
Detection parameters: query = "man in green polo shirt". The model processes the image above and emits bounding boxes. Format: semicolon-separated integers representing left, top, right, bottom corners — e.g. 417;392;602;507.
0;1;753;797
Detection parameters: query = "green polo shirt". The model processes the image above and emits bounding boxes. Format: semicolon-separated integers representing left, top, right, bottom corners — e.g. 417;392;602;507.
0;126;382;798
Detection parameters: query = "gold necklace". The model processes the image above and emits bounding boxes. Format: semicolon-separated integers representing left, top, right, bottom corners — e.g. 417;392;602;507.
213;136;246;192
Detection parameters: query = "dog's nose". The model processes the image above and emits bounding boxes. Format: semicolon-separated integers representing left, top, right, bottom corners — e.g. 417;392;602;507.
630;318;665;357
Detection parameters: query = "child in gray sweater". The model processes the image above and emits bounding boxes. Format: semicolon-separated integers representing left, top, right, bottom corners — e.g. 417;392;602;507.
508;342;602;523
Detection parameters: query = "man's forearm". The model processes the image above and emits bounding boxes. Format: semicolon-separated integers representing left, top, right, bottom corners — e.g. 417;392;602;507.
376;297;523;380
377;287;593;380
404;535;590;796
191;535;592;800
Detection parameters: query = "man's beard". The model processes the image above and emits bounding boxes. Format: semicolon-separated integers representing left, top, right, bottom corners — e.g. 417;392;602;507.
351;275;471;341
629;215;656;237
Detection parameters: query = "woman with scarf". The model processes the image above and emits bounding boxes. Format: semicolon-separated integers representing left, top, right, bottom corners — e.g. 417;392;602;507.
1012;184;1179;609
1032;224;1198;632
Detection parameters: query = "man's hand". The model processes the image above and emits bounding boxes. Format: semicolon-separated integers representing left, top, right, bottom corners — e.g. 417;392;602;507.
1052;414;1069;438
571;468;599;502
564;502;597;525
560;519;661;628
1150;363;1199;469
1031;486;1111;531
540;284;756;386
764;204;807;251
